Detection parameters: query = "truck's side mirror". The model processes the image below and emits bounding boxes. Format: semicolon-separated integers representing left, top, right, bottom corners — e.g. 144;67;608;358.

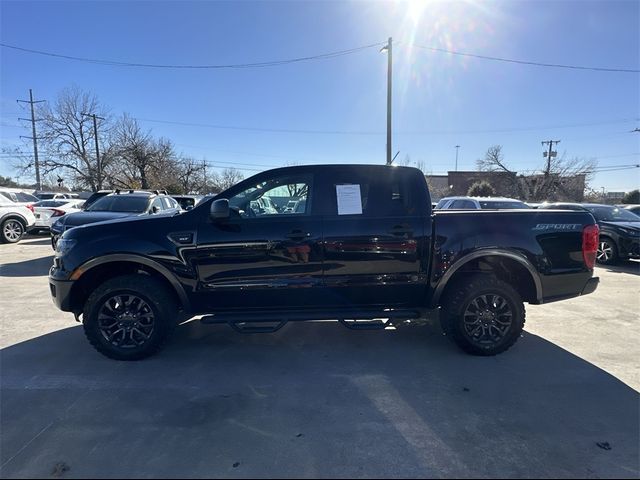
210;199;230;220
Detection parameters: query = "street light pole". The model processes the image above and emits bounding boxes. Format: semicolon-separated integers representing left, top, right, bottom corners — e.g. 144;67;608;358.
455;145;460;171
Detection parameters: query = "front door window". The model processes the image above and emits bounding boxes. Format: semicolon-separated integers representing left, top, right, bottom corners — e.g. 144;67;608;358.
228;177;311;218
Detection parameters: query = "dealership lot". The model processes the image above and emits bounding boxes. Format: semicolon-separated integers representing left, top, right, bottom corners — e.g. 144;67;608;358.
1;236;638;478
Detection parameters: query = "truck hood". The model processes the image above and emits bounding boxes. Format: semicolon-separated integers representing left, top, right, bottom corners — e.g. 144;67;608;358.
57;210;139;227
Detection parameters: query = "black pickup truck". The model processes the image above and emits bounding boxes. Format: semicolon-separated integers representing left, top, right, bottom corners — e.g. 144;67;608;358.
49;165;600;360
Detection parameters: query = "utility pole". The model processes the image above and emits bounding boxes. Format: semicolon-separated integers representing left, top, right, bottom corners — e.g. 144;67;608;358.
17;89;45;191
81;112;106;190
381;37;393;165
541;140;561;175
455;145;460;172
202;158;207;192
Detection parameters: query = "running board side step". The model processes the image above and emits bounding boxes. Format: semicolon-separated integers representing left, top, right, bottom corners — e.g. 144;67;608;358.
200;308;422;333
227;321;287;334
338;318;391;330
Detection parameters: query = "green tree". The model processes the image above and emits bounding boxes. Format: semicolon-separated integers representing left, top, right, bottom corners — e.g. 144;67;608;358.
468;180;496;197
622;189;639;204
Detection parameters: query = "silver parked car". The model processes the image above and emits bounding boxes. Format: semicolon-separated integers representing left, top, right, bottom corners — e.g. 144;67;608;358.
434;196;530;210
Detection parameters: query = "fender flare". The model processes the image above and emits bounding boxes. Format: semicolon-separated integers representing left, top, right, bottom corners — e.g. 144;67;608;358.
430;249;543;307
0;212;29;227
73;253;191;310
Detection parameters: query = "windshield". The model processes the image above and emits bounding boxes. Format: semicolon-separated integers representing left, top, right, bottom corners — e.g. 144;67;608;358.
87;195;149;213
586;206;640;222
480;201;529;209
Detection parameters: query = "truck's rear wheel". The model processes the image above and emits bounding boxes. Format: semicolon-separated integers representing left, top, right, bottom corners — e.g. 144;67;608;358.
441;275;525;356
82;275;177;360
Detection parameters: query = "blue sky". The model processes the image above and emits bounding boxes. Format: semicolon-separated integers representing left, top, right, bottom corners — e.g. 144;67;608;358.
1;0;638;192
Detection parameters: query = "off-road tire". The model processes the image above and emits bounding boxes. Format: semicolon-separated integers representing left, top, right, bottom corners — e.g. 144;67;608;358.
441;274;526;356
83;274;178;360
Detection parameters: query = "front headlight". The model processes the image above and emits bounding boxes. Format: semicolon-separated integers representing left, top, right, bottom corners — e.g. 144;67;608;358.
55;238;77;257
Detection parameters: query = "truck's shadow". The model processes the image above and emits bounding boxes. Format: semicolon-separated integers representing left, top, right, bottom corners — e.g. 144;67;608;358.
0;255;54;277
1;321;638;478
597;260;640;276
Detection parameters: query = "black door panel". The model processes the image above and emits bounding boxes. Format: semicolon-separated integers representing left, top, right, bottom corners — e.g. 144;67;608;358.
317;168;431;308
192;217;323;311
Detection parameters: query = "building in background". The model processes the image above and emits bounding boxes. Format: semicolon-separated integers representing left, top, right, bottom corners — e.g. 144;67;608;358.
425;171;586;202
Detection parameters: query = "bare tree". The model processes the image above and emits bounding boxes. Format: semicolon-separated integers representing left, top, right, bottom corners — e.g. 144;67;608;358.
108;114;178;190
208;167;244;193
476;144;595;201
173;156;206;194
400;154;426;172
27;86;110;191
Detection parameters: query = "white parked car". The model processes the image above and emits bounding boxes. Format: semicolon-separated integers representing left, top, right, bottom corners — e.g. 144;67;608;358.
0;188;39;207
32;199;85;232
434;196;530;210
0;195;36;243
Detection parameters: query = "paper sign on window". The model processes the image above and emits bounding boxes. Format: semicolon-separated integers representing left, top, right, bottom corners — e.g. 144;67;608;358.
336;184;362;215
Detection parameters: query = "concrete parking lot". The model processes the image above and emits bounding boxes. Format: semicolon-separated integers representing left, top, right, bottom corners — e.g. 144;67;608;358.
1;235;639;478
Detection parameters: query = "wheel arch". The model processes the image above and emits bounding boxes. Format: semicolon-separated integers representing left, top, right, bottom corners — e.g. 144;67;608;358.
68;254;191;314
0;213;28;228
431;250;543;307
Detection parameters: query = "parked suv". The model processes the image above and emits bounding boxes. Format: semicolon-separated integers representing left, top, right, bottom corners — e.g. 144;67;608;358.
49;165;600;361
50;190;181;248
435;196;530;210
539;203;640;264
0;188;39;206
0;195;36;243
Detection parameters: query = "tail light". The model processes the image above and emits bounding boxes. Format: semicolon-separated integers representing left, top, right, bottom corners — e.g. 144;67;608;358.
582;224;599;270
51;209;65;217
26;204;35;213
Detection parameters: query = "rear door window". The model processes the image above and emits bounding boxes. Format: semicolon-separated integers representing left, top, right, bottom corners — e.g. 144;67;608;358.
321;169;426;217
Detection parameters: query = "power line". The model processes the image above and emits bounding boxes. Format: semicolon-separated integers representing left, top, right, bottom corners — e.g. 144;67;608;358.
135;117;381;135
3;40;638;74
588;164;640;173
135;116;639;136
0;42;385;69
410;44;640;73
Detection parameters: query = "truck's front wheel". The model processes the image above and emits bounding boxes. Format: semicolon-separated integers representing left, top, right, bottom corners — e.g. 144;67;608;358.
82;275;178;360
441;275;525;356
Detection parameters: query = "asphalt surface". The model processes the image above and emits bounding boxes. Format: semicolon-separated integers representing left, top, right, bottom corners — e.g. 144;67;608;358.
1;235;639;479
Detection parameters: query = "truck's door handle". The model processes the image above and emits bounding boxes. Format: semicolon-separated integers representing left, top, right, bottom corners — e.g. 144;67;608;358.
390;225;413;236
286;230;311;240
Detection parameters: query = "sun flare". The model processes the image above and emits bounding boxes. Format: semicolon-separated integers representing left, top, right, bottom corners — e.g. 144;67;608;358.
405;0;429;24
